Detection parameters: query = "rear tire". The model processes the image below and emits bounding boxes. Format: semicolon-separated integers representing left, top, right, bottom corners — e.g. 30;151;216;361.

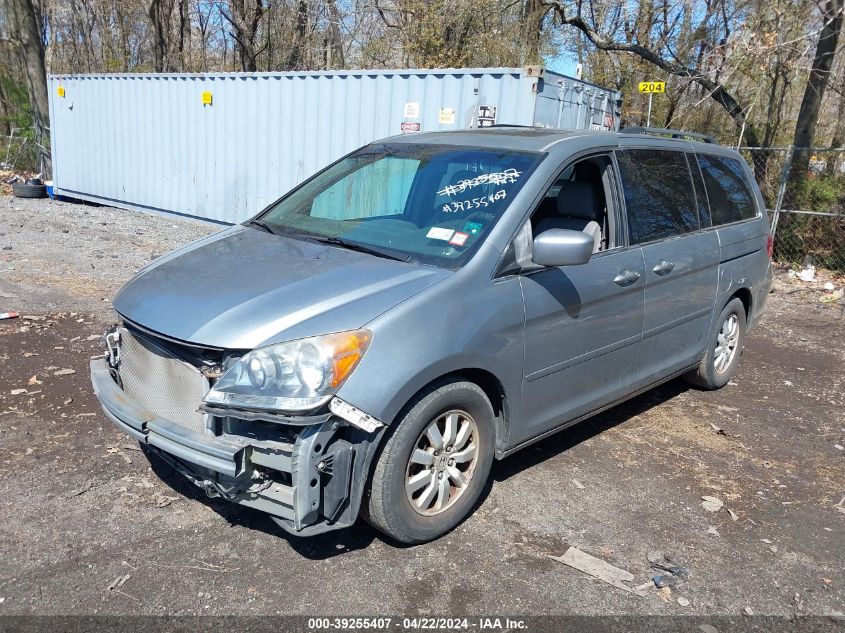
684;297;746;390
364;379;495;544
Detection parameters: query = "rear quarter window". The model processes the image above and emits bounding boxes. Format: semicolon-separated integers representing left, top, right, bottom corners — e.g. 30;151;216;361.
616;149;699;245
696;154;758;225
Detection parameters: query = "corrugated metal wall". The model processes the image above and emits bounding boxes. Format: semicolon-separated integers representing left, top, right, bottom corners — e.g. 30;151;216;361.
48;68;620;224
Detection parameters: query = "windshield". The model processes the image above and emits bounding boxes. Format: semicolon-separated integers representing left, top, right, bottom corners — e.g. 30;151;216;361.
253;143;543;268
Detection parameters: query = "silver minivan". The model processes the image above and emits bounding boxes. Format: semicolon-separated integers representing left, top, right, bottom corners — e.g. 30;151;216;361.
91;127;773;543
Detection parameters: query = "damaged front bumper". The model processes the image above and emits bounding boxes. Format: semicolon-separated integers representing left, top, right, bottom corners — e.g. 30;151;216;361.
90;356;377;535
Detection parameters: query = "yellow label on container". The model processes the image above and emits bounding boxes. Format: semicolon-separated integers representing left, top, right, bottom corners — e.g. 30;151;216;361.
638;81;666;93
438;107;455;125
57;86;66;98
201;91;213;105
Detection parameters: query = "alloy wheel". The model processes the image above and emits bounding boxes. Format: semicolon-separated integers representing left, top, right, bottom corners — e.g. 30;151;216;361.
404;410;479;516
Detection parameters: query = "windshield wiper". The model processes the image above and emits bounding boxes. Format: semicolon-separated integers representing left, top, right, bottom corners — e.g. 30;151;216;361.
313;236;412;263
249;219;279;234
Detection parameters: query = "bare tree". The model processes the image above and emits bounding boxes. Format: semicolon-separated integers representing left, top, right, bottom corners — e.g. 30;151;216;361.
545;0;765;146
221;0;267;72
178;0;191;71
325;0;344;68
1;0;49;164
286;0;309;70
788;0;844;187
148;0;175;72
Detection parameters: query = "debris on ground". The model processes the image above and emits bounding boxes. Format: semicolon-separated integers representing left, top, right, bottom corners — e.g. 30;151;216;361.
820;289;844;304
701;495;724;512
156;495;179;508
707;526;720;537
648;551;690;589
70;481;94;497
709;423;728;436
106;574;131;592
744;606;754;616
572;479;585;490
728;509;740;521
52;368;76;376
795;265;816;282
0;311;19;320
677;596;690;607
549;546;647;597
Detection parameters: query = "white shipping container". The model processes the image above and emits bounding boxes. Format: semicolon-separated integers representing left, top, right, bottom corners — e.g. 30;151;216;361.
48;67;621;224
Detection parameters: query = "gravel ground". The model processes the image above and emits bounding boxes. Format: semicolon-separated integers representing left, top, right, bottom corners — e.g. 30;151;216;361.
0;195;843;619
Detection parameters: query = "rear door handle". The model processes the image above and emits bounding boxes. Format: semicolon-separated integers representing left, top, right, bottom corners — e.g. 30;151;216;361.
613;270;641;286
652;260;675;275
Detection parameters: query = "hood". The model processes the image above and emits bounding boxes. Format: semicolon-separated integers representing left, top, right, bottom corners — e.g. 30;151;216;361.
113;226;450;349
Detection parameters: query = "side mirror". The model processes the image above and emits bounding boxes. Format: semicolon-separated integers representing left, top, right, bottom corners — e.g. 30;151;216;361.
532;229;594;267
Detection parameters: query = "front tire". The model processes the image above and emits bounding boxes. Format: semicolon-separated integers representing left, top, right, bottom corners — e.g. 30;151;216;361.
684;297;746;389
364;379;495;544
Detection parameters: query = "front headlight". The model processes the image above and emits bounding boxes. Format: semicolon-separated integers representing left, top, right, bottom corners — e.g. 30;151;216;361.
204;330;371;413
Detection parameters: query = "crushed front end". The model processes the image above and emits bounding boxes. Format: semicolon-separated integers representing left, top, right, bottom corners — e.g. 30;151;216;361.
90;323;382;535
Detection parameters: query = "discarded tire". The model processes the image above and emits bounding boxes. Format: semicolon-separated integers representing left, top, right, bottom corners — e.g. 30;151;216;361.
12;183;47;198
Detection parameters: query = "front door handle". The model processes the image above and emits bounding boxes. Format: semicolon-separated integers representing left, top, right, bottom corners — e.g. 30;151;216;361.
613;270;641;286
653;260;675;275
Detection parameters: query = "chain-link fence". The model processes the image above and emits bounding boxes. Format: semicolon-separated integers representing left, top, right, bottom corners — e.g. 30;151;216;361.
739;146;845;273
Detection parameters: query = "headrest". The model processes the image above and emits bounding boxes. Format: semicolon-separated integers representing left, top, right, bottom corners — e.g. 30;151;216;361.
556;181;599;220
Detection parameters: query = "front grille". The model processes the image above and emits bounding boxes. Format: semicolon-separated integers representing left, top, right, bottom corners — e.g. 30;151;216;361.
118;327;210;435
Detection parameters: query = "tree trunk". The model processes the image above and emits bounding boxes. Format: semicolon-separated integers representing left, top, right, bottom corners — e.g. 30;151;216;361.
787;0;844;189
286;0;308;70
148;0;176;72
148;0;167;72
825;86;845;175
522;0;548;64
326;0;344;69
225;0;266;72
178;0;191;71
0;80;10;138
4;0;50;167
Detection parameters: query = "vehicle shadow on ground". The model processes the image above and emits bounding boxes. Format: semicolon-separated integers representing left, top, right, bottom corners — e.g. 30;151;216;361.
145;378;691;559
143;449;381;559
492;379;690;481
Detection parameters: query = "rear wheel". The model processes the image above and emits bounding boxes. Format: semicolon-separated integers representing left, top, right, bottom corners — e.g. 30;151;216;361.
684;298;746;389
364;379;495;544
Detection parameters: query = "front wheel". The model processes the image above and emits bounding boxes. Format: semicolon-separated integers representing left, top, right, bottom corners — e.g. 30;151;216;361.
684;297;747;389
364;379;495;544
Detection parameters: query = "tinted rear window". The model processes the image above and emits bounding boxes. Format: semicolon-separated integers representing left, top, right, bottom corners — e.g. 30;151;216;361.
617;149;699;245
697;154;758;225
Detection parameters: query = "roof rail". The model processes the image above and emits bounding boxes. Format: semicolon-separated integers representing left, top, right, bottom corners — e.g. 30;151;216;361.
622;126;718;144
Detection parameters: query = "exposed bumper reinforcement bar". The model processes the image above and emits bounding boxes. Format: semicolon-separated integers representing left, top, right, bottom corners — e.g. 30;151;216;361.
90;357;365;533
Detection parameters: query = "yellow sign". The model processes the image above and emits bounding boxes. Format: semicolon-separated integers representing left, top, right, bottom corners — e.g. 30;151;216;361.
57;86;65;98
201;90;213;105
638;81;666;94
438;107;455;125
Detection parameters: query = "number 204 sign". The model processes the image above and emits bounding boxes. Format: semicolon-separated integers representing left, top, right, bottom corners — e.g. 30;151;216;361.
638;81;666;93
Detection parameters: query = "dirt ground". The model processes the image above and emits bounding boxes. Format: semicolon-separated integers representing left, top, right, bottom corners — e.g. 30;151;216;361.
0;195;843;618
